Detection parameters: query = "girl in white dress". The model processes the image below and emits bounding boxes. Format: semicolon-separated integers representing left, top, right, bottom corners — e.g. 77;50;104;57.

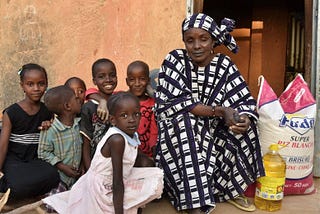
43;92;163;214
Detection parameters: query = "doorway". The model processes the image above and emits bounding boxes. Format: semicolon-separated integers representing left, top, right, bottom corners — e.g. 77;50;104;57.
200;0;306;98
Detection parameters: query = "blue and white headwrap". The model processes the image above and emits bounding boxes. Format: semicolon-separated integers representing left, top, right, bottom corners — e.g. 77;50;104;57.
182;13;239;53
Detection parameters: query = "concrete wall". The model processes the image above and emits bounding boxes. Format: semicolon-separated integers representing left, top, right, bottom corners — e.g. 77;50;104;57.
0;0;185;116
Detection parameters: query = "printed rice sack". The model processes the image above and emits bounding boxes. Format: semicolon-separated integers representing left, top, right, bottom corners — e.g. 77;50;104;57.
257;74;316;195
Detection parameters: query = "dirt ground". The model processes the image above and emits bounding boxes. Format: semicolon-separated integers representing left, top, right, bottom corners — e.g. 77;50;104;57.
2;178;319;214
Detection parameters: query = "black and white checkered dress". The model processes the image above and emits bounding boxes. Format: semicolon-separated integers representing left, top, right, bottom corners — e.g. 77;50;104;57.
155;49;265;211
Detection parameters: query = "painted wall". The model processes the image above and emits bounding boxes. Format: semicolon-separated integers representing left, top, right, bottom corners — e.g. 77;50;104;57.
0;0;185;116
0;0;291;116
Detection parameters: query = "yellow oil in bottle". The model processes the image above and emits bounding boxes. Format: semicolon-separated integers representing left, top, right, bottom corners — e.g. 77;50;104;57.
254;144;286;211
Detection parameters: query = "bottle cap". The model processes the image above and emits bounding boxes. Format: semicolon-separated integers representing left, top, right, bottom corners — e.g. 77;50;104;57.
269;143;279;151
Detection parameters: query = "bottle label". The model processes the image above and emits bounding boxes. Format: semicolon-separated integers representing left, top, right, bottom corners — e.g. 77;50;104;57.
255;176;285;201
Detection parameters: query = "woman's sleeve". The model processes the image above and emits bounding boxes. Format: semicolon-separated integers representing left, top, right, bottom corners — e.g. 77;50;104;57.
155;50;200;118
223;59;258;120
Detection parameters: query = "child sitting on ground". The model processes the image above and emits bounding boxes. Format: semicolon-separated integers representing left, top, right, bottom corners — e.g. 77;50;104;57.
80;58;117;171
126;60;158;158
43;92;163;213
0;63;59;204
38;85;83;190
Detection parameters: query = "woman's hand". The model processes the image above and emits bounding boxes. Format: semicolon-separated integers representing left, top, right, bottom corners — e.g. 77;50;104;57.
229;114;251;134
215;106;251;134
217;106;237;126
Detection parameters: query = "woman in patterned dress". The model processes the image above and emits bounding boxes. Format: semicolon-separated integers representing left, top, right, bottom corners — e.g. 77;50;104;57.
155;13;265;213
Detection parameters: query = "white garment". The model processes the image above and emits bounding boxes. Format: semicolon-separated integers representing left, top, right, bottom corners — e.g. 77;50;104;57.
43;127;163;214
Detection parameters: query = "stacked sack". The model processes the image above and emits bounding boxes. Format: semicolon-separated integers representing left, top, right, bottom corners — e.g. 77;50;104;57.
256;74;316;195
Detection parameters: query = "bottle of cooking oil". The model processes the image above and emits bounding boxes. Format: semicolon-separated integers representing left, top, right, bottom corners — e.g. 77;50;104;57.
254;144;286;211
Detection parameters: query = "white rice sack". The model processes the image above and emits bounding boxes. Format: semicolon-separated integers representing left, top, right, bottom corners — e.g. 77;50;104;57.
257;74;316;195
